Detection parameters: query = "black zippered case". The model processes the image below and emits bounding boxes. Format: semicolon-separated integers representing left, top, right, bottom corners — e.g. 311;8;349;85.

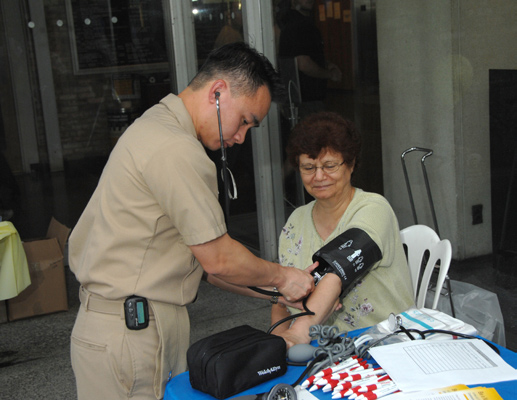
187;325;287;399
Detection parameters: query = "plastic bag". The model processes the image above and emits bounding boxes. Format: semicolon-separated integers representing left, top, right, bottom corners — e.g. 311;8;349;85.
425;279;506;346
0;221;31;300
354;308;478;359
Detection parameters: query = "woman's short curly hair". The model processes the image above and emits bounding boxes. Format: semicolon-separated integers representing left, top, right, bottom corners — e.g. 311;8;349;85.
286;111;361;171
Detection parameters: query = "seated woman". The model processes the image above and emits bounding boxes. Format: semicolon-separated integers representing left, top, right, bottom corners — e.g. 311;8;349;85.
273;111;414;348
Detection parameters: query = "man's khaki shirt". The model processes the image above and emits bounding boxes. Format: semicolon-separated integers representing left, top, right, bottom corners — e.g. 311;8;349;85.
69;94;226;305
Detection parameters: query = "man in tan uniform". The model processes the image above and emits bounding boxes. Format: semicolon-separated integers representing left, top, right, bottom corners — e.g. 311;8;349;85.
69;42;315;400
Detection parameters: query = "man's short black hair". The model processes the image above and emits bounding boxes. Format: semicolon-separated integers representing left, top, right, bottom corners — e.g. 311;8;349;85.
189;42;285;103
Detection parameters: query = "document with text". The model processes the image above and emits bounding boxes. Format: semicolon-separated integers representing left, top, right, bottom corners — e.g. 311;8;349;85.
368;339;517;392
382;384;503;400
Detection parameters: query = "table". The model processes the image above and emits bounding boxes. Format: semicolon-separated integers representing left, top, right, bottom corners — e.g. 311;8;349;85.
164;330;517;400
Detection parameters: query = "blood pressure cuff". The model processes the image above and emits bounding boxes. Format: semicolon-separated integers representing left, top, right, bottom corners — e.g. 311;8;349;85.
312;228;382;298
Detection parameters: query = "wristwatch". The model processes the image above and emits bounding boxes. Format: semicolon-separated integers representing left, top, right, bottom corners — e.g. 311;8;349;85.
269;295;279;304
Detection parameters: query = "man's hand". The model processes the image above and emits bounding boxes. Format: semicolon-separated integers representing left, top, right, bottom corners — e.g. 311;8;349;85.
276;262;319;304
278;262;319;306
303;261;319;275
276;266;315;302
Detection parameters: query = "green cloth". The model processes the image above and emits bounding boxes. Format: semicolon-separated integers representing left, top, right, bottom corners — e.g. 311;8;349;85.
279;188;414;330
0;221;31;301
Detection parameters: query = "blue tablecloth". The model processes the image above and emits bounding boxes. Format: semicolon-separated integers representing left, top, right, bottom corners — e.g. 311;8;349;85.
164;329;517;400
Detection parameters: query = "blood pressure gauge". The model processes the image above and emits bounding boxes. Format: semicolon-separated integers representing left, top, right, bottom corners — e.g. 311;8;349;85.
234;383;297;400
263;384;297;400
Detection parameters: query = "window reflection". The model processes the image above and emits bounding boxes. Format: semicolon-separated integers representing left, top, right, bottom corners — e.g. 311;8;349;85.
192;0;243;65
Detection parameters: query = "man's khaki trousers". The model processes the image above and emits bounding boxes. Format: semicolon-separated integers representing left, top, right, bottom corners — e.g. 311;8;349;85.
71;288;189;400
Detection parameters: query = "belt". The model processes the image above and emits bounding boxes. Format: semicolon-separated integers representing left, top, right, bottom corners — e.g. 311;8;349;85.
79;286;154;316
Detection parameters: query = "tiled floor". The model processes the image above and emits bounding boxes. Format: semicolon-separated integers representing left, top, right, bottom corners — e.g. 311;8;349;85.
0;163;516;399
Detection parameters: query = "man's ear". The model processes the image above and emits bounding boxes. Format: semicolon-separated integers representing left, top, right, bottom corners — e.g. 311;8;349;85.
209;80;228;104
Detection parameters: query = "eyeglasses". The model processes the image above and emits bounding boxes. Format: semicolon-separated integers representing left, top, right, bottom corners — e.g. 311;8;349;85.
299;161;345;175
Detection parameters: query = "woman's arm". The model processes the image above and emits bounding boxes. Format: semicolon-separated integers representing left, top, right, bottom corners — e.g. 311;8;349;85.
273;273;343;348
270;303;292;334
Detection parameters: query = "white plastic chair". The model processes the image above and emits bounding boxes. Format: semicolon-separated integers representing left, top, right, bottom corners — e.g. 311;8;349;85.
400;224;453;310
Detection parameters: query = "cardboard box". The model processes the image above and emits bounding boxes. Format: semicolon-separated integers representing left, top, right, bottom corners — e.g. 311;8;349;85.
7;218;70;321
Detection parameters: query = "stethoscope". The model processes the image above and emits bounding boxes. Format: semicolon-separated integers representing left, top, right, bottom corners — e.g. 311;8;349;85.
214;91;348;400
215;91;237;220
213;93;299;400
215;90;313;337
355;312;500;359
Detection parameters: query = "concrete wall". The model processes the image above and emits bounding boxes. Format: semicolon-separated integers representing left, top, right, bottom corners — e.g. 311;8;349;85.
377;0;517;259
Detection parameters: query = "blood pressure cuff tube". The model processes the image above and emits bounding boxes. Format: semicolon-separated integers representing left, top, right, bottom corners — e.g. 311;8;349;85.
311;228;382;298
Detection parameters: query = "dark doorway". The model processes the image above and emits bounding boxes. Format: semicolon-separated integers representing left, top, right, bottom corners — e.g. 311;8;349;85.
489;69;517;276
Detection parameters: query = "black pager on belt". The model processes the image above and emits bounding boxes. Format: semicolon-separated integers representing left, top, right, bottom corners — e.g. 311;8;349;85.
124;296;149;330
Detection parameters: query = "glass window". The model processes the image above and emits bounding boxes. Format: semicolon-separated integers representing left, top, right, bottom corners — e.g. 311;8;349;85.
0;0;177;235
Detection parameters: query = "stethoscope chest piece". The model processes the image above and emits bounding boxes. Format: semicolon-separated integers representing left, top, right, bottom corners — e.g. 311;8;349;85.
388;312;403;332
